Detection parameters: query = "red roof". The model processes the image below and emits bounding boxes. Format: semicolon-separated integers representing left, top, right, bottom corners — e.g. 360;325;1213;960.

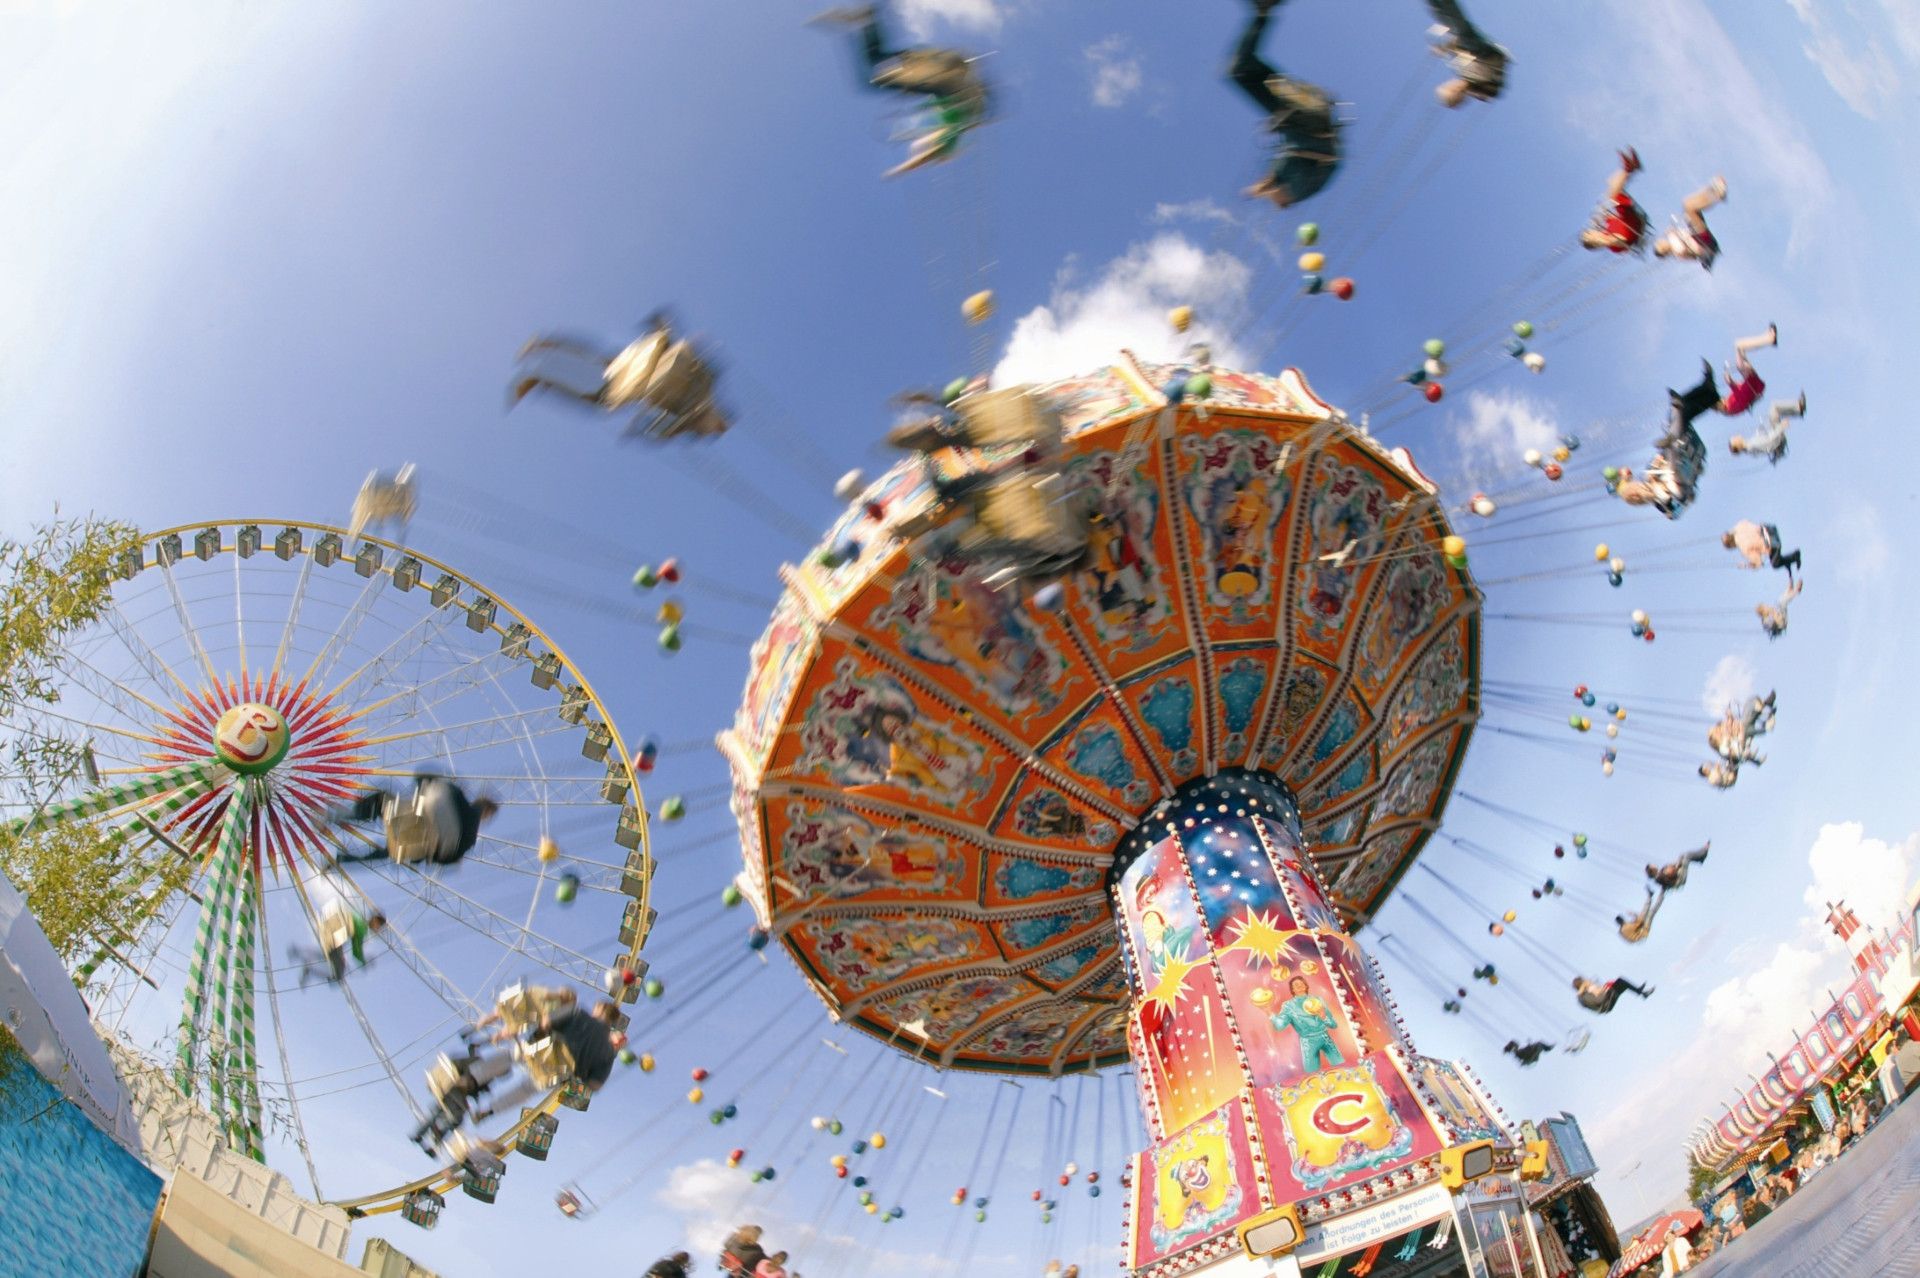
1608;1210;1704;1276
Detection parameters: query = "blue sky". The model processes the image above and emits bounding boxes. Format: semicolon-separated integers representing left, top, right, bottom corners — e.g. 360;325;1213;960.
7;0;1920;1272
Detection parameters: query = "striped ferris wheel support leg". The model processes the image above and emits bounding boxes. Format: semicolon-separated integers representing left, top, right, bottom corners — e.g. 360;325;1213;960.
227;864;266;1160
177;788;252;1101
72;768;229;990
3;757;220;837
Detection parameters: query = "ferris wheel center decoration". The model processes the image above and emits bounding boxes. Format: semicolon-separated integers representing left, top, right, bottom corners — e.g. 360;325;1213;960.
212;703;293;774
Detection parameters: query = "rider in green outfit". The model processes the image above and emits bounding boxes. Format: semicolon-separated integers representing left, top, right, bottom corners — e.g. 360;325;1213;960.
812;4;990;177
1271;975;1343;1072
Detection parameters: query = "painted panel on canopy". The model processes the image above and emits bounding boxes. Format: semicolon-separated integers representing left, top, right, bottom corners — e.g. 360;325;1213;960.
1079;962;1130;1004
1375;733;1456;824
1183;813;1295;944
1219;929;1362;1092
791;912;997;998
1256;657;1335;774
995;897;1110;962
1380;622;1471;755
1118;666;1204;789
1130;1096;1266;1269
1409;1057;1505;1145
861;974;1043;1047
1297;742;1377;816
1295;685;1374;792
731;590;820;780
1054;438;1198;684
765;799;980;908
1329;827;1417;915
965;997;1096;1067
1321;937;1406;1056
988;767;1123;853
1176;423;1297;645
1026;940;1109;993
1132;958;1241;1136
1208;644;1272;770
983;848;1106;909
1044;364;1149;440
791;458;930;619
1066;1004;1131;1065
777;646;1014;824
1253;1049;1447;1203
1133;358;1309;418
845;551;1089;745
1036;693;1163;815
1353;541;1456;701
1290;453;1395;657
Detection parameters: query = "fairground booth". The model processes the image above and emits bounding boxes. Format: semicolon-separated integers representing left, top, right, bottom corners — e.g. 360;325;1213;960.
1687;901;1916;1213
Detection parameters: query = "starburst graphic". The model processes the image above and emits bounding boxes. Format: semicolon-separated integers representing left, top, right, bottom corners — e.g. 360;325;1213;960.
1221;907;1293;966
1145;953;1201;1013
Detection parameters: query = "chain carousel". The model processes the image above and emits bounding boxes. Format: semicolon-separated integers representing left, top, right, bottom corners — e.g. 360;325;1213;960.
721;354;1555;1276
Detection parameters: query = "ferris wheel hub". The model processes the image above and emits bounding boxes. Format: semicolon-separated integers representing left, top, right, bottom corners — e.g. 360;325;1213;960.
213;702;292;775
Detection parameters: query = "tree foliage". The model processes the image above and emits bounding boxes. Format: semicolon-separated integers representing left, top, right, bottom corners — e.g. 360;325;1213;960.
1685;1151;1718;1204
0;513;147;966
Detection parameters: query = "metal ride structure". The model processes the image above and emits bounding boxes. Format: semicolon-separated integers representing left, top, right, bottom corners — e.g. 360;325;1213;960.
725;355;1548;1275
0;520;656;1225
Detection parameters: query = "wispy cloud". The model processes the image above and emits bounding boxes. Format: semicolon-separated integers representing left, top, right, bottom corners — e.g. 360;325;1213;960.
1589;822;1920;1211
994;234;1251;384
898;0;1004;38
1786;0;1912;119
1699;653;1758;718
1446;389;1562;488
1085;34;1144;109
1152;199;1236;227
1560;0;1831;255
1831;500;1890;583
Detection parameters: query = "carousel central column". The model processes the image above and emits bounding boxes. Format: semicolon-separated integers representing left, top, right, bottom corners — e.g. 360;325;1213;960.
1109;771;1490;1275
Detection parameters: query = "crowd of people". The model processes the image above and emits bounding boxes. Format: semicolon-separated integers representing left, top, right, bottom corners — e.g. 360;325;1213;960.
1672;1064;1898;1270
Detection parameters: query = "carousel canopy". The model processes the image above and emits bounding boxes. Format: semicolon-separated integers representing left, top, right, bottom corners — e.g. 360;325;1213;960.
721;353;1481;1073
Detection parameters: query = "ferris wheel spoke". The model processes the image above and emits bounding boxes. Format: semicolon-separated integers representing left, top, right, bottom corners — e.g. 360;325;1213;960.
365;862;609;992
1;702;176;762
360;773;620;809
346;632;529;735
320;598;464;715
104;595;198;703
464;838;624;894
54;646;176;726
364;708;580;769
271;550;317;682
283;862;431;1124
157;557;220;691
256;903;325;1200
298;559;391;690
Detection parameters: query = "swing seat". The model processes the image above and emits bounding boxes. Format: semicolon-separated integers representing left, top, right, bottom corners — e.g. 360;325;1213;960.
386;805;439;864
953;387;1063;452
521;1036;577;1090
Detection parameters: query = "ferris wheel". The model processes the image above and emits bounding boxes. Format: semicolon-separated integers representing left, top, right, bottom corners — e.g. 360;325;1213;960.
0;519;656;1225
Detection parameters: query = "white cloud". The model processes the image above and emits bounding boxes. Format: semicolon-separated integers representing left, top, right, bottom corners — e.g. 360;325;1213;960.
1561;0;1831;254
656;1158;967;1273
1447;389;1561;481
994;234;1252;385
898;0;1003;38
1085;35;1144;109
1832;501;1890;582
1699;653;1758;718
658;1158;754;1257
1152;199;1235;227
1587;821;1920;1211
1786;0;1904;118
1803;822;1920;930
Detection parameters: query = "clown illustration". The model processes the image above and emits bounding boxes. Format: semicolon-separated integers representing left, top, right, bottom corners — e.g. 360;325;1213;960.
1270;974;1344;1072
